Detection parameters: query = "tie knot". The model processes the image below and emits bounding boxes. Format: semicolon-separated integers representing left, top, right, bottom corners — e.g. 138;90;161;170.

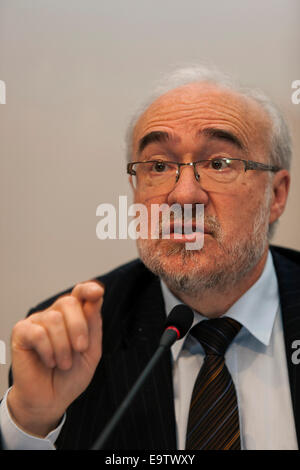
190;317;241;356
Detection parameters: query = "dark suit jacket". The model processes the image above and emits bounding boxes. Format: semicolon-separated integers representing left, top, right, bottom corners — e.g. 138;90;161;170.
2;245;300;449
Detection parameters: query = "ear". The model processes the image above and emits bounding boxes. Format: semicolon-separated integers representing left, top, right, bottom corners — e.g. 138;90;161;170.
268;169;290;225
128;175;135;191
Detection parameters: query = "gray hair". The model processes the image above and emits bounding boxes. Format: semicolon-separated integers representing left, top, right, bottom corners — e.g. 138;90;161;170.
125;64;292;171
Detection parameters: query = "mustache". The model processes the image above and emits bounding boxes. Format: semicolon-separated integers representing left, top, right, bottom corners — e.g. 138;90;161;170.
158;213;221;239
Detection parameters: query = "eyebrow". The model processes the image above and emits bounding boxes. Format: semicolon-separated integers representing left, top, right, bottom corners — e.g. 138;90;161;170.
201;128;245;150
138;127;245;155
138;131;171;154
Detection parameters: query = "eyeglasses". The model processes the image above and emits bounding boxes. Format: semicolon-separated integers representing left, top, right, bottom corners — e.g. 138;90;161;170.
127;157;281;193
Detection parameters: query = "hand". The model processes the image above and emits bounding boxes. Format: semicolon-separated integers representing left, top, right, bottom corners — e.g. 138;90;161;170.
7;281;104;437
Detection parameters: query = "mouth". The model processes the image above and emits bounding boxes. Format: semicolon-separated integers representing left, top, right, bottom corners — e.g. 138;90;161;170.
161;220;209;242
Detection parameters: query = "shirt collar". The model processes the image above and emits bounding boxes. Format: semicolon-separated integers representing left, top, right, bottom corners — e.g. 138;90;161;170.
161;250;279;361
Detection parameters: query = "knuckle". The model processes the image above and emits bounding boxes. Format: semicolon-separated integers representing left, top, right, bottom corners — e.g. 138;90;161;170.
71;283;83;295
59;295;78;309
11;320;26;338
46;309;63;325
32;325;46;343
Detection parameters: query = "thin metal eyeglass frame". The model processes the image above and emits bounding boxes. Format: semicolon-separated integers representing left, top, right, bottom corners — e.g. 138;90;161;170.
127;158;281;185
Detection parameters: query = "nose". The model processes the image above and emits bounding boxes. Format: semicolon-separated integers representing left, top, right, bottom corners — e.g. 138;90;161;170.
167;163;209;206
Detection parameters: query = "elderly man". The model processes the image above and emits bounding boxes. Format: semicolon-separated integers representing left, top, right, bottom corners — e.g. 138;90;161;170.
0;66;299;450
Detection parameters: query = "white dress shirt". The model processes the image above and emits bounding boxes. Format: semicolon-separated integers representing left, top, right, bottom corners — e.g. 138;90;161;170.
0;251;298;449
166;251;298;449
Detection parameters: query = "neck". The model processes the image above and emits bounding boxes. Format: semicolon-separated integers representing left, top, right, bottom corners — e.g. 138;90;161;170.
166;248;269;318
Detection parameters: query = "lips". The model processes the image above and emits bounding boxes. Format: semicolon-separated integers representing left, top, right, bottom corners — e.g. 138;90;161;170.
168;220;205;235
159;220;207;242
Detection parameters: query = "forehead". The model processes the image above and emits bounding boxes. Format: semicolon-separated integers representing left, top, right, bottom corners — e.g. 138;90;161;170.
132;83;271;157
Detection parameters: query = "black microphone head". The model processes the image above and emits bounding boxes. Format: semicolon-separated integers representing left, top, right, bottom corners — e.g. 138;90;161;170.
165;304;194;340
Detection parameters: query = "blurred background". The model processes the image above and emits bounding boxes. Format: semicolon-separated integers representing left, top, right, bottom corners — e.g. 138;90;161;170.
0;0;299;396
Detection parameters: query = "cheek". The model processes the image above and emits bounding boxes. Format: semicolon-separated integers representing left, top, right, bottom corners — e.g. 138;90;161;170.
132;193;168;237
134;192;169;218
212;186;264;234
134;188;169;205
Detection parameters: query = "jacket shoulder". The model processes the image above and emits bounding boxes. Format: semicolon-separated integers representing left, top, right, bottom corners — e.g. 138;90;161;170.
27;259;153;315
270;244;300;272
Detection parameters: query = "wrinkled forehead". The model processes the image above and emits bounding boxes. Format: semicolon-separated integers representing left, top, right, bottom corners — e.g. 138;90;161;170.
132;83;272;158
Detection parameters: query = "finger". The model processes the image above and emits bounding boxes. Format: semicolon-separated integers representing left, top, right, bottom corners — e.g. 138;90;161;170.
12;320;56;369
36;310;73;370
85;304;103;365
72;281;104;320
57;296;89;352
71;281;104;306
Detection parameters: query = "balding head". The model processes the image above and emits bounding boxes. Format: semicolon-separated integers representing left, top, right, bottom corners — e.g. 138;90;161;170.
126;66;292;172
132;81;273;168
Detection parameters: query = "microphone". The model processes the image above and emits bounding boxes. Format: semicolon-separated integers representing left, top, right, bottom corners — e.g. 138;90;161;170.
90;304;194;450
160;304;194;347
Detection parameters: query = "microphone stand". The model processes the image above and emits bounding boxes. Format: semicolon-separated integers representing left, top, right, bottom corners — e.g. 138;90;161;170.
90;328;178;450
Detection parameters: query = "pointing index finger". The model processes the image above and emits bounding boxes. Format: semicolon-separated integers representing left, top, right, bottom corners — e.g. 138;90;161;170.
71;281;105;304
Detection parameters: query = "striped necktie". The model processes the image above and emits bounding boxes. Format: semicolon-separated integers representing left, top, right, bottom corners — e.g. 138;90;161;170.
185;317;242;450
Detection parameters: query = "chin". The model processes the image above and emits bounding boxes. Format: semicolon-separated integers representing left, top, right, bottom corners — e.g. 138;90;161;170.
137;231;268;295
137;237;220;284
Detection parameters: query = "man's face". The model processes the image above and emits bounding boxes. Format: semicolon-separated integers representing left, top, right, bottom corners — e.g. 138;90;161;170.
131;83;281;295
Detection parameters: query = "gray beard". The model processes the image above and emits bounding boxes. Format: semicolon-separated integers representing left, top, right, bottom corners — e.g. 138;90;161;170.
137;190;271;297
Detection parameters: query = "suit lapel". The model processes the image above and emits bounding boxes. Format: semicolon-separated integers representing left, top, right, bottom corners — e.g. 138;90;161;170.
271;246;300;446
103;275;177;449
